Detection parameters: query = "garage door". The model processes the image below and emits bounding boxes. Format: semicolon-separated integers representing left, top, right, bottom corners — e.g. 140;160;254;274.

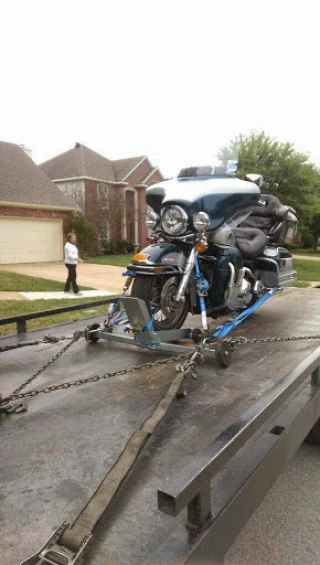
0;217;63;263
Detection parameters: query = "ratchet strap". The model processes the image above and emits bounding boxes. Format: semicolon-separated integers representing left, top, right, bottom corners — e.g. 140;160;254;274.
21;369;186;564
212;288;278;339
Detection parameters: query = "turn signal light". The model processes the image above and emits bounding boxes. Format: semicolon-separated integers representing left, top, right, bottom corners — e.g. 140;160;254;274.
133;253;149;262
195;241;208;253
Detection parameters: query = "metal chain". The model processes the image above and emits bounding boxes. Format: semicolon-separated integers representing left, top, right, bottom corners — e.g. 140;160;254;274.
3;350;198;402
0;334;73;353
224;334;320;349
7;331;84;398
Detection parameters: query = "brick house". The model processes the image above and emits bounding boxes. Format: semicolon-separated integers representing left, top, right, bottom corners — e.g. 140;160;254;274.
0;141;75;264
40;143;164;251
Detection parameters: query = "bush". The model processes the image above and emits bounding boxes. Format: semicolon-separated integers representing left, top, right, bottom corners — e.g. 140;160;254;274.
285;243;301;251
301;232;314;249
103;240;135;254
65;214;96;254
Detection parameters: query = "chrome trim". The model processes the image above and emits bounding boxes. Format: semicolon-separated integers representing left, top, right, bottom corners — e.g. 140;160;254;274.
161;205;189;236
174;247;196;302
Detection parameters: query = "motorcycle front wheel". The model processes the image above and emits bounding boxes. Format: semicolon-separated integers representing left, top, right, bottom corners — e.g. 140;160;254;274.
131;275;189;331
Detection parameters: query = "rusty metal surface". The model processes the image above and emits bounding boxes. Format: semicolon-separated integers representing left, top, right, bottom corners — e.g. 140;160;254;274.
1;288;320;565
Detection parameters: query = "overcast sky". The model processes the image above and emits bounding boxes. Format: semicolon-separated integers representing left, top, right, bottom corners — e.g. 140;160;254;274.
1;0;319;177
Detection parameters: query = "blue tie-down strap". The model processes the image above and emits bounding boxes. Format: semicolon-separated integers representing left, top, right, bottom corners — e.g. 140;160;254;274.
114;314;129;325
123;270;136;277
139;316;155;333
212;288;279;339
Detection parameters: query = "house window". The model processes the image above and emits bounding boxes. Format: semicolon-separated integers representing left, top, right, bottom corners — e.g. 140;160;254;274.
99;220;108;249
97;183;108;209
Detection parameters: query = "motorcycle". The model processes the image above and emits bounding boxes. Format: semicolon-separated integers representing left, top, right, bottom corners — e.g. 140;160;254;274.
127;160;298;333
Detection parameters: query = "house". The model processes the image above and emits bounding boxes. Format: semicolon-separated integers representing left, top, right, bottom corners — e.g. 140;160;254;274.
40;143;164;250
0;141;75;264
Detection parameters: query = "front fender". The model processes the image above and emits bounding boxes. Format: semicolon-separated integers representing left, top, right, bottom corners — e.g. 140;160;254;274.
128;243;187;274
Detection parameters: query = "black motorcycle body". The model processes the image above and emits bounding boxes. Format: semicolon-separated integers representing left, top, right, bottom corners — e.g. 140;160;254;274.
128;166;298;331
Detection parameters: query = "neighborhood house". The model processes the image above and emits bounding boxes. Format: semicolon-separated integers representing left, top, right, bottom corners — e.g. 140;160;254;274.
40;143;164;251
0;141;75;264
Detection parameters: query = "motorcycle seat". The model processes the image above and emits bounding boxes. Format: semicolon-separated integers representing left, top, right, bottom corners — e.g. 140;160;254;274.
233;227;268;259
239;194;291;236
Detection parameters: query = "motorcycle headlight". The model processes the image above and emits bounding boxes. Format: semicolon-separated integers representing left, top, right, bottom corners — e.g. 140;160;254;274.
193;212;210;232
161;205;188;236
144;210;160;229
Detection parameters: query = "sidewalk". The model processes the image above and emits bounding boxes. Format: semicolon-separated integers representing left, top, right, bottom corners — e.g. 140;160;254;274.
0;262;127;300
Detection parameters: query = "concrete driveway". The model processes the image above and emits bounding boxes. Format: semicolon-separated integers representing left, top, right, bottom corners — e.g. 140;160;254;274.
0;261;127;294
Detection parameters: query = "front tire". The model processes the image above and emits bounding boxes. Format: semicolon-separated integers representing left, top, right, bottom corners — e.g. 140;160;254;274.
131;275;189;331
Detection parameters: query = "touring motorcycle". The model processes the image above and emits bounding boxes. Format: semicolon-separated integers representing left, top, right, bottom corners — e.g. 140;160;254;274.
127;161;298;333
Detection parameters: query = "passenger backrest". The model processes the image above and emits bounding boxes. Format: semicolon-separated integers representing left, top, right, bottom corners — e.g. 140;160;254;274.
240;194;290;235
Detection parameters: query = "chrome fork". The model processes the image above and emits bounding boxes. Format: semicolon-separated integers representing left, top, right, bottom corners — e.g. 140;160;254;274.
174;247;197;302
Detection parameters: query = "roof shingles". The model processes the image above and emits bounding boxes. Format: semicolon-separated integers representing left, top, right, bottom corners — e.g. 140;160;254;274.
0;142;74;209
41;145;156;184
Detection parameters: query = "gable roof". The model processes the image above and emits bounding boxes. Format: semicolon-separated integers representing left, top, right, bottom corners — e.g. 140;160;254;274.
112;156;146;181
40;144;162;184
41;143;117;182
0;141;75;210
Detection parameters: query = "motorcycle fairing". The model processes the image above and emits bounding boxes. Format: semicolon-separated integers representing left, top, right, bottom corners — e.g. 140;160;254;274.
129;243;187;275
147;177;260;230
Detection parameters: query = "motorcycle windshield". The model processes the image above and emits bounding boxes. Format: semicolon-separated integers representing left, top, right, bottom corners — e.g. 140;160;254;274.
146;151;261;229
176;158;238;180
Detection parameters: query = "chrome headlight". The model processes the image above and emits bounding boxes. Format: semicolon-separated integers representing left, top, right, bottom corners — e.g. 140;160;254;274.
193;212;210;232
161;205;188;236
144;210;160;229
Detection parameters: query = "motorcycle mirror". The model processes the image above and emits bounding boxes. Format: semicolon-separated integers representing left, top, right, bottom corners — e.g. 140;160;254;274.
245;173;264;188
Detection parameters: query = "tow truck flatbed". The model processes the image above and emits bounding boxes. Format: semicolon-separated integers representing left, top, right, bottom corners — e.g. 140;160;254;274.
1;287;320;565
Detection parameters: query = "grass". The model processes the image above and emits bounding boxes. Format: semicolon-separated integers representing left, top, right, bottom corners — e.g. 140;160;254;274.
86;254;133;267
294;259;320;281
0;297;116;338
292;248;320;257
0;270;93;291
290;281;310;288
0;254;319;337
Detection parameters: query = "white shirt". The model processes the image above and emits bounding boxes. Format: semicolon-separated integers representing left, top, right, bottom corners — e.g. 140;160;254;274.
64;242;78;265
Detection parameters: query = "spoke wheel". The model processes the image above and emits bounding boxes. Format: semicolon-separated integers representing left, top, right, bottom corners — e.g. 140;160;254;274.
131;275;189;331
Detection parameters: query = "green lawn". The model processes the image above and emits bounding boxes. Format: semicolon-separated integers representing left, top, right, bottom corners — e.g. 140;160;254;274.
0;297;116;338
86;254;319;283
292;249;320;257
294;259;320;281
0;255;318;338
0;270;93;291
86;254;133;267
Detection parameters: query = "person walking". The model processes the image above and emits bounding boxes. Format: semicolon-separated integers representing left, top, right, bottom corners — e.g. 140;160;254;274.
64;233;83;294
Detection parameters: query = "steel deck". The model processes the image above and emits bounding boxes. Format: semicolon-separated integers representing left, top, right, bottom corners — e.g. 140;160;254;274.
1;287;320;565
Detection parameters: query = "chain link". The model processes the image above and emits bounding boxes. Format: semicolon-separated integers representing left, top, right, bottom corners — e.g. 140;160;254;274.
3;317;319;407
4;350;197;401
0;334;73;353
223;334;320;349
6;331;84;399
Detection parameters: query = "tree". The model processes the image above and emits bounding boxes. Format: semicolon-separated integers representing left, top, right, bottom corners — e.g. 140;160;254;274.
309;213;320;251
65;214;96;255
217;132;320;233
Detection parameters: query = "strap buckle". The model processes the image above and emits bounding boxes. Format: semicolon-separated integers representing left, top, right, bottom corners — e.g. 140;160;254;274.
20;522;92;565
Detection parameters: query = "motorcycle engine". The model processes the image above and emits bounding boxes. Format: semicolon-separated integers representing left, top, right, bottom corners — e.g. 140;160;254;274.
238;277;253;306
